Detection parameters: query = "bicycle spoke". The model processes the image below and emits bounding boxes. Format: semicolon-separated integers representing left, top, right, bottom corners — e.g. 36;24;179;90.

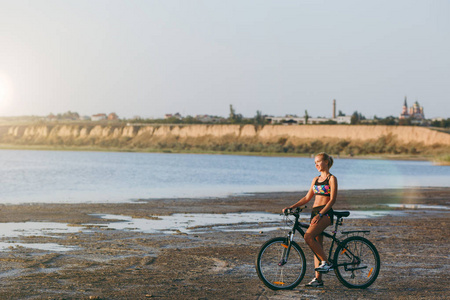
256;238;306;290
334;236;380;289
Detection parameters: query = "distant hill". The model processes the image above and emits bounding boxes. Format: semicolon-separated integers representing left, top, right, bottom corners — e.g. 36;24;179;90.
0;124;449;157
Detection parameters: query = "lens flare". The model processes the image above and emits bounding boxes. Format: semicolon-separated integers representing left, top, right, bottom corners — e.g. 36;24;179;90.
336;158;414;211
0;73;13;110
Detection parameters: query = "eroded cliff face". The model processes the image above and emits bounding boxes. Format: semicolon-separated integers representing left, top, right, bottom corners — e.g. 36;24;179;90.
1;124;449;148
258;125;450;146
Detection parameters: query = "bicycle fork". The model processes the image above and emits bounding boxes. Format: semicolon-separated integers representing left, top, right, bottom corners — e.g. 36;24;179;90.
278;231;294;266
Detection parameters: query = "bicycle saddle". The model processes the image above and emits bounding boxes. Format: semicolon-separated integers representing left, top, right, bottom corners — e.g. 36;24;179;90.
334;211;350;218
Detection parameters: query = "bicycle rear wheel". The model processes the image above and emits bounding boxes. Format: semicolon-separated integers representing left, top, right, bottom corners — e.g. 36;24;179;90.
333;236;380;289
255;237;306;290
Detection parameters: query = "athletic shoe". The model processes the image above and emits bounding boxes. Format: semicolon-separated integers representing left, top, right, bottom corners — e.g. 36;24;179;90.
315;261;333;272
305;278;323;287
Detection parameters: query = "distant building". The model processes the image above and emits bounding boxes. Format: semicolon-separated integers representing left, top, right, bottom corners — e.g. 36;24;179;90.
432;117;445;122
91;113;107;121
399;97;410;119
108;112;119;120
333;99;336;119
164;113;182;120
46;114;57;122
399;97;425;123
335;115;352;124
267;100;351;125
410;101;425;120
267;116;351;125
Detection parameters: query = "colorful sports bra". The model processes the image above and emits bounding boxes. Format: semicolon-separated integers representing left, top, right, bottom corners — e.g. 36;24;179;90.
313;174;332;196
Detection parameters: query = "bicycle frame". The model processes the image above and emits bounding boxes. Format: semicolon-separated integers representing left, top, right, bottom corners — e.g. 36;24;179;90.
256;208;380;290
282;209;369;271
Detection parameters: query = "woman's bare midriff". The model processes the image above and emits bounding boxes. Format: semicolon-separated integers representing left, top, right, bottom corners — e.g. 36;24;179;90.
313;195;331;208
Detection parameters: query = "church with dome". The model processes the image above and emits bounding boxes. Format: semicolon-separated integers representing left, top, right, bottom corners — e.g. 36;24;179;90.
399;97;425;123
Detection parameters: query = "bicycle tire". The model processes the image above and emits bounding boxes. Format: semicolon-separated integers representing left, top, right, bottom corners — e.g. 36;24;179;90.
333;236;380;289
255;237;306;290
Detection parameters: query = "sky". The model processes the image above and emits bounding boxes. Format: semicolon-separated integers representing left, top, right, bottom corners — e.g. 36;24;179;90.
0;0;449;119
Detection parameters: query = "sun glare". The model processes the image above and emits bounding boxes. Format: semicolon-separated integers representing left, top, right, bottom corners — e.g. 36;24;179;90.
0;73;12;110
0;83;6;100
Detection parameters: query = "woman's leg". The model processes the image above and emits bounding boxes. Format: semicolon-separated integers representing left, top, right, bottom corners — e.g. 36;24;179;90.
314;234;324;280
304;217;331;263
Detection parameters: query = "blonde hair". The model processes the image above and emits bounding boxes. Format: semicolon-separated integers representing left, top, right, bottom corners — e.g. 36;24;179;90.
316;152;334;169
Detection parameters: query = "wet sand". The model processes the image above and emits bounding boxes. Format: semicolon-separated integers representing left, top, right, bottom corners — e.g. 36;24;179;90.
0;187;449;299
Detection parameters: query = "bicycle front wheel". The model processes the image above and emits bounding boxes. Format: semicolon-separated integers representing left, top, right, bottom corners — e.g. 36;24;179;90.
333;236;380;289
255;237;306;290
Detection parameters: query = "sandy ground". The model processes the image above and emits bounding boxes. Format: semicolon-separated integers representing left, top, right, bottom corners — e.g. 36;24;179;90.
0;187;449;299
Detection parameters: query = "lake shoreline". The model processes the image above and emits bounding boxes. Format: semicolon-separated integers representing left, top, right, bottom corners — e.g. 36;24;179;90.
0;187;448;298
0;143;446;164
1;186;449;212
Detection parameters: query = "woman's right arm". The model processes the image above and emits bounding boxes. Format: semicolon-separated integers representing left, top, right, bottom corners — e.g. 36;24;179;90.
283;178;316;212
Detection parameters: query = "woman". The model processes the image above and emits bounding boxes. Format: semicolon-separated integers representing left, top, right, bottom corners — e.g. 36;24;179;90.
283;152;337;287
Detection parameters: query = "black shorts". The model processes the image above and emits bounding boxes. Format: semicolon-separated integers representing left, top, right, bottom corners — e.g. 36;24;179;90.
311;205;334;225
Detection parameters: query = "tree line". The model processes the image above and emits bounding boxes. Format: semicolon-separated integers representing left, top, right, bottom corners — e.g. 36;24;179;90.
45;107;450;129
128;106;450;129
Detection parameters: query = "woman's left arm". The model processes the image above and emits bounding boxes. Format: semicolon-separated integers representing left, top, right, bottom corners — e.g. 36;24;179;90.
319;175;338;215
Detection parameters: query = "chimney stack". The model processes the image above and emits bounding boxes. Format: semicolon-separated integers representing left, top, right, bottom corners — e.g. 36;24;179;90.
333;99;336;119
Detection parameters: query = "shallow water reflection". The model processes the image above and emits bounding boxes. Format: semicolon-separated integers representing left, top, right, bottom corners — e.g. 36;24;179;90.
0;206;444;252
89;212;283;234
0;222;82;238
386;204;450;210
0;242;77;252
0;222;83;252
90;210;408;235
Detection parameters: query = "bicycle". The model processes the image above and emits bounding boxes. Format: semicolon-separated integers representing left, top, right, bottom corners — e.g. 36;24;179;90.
255;206;380;290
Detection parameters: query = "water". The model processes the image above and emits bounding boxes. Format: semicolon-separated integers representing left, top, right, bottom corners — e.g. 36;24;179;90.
90;210;411;235
0;149;449;204
0;208;416;252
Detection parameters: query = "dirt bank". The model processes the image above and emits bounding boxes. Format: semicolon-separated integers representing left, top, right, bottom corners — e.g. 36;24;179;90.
2;124;449;148
0;187;448;299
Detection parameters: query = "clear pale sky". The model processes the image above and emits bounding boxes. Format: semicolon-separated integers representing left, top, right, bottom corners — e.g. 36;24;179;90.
0;0;448;119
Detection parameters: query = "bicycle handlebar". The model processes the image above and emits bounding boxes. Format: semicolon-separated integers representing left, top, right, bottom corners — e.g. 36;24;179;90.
283;206;307;216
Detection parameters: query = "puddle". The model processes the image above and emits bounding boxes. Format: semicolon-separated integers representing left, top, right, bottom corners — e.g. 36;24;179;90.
0;242;76;252
90;213;282;234
386;204;450;210
0;222;83;238
0;208;425;252
221;226;281;233
344;210;406;218
0;222;83;252
90;210;407;234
